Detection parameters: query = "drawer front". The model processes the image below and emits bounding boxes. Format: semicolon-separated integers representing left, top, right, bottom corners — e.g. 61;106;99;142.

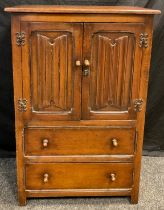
25;163;133;190
24;127;135;155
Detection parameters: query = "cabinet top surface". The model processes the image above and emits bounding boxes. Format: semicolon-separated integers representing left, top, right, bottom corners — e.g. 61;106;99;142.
4;5;160;15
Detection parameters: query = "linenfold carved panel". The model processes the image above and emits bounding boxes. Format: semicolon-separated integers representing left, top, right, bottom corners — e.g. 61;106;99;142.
90;32;135;112
31;31;73;112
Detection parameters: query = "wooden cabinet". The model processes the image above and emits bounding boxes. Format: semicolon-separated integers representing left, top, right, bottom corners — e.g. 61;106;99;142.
22;22;83;121
5;5;160;206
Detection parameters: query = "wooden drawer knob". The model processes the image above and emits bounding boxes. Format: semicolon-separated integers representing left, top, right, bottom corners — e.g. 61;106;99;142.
110;173;116;182
43;139;49;148
112;138;118;147
43;173;49;183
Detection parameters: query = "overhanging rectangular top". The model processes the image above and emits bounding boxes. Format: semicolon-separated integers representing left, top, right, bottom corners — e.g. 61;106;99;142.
4;5;161;15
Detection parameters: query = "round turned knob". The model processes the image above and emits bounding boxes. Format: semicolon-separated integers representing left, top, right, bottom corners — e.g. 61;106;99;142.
84;59;90;66
43;139;49;148
112;138;118;147
43;173;49;183
110;173;116;182
75;60;81;66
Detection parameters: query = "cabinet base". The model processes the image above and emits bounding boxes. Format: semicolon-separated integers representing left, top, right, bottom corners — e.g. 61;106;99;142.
18;189;139;205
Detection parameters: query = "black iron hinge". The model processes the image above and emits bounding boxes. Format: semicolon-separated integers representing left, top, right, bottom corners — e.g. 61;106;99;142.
134;99;144;112
139;33;148;48
16;32;25;46
18;98;27;112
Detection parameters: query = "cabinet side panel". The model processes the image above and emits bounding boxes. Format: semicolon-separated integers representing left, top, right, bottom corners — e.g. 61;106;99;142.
131;16;154;204
11;15;26;205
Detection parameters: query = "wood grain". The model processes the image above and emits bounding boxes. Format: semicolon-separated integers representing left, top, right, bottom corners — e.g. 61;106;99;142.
31;31;72;112
24;155;134;163
82;23;144;120
5;5;161;14
131;16;154;204
11;15;27;206
25;163;133;190
21;22;83;121
25;188;132;197
6;5;159;205
24;127;135;156
90;32;135;111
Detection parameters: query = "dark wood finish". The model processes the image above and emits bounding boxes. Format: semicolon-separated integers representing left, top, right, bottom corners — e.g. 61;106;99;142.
19;14;148;23
26;120;136;127
25;163;133;189
25;155;134;163
82;23;144;120
5;5;160;14
24;127;135;155
130;16;154;204
5;5;160;206
25;188;132;197
21;22;83;121
11;15;27;206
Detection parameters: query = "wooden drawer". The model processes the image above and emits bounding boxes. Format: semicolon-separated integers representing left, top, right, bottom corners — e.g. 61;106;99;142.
24;127;135;155
25;163;133;190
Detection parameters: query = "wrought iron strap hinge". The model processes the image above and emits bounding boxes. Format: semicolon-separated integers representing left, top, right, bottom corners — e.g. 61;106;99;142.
18;99;27;112
134;99;144;112
139;33;148;48
16;32;25;46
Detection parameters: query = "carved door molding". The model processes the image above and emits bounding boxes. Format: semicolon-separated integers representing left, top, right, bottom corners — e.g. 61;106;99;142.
82;23;144;120
31;31;73;113
20;22;144;121
21;22;83;121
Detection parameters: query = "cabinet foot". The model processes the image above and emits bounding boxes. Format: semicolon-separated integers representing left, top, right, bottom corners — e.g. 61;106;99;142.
18;192;27;206
131;193;139;204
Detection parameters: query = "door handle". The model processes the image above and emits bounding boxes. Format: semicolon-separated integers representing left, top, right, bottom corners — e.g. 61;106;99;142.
83;59;90;76
75;60;81;67
84;59;90;67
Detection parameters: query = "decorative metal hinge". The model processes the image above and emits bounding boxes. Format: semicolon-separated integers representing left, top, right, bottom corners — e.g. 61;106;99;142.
139;33;148;48
16;32;25;46
18;99;27;112
134;99;144;112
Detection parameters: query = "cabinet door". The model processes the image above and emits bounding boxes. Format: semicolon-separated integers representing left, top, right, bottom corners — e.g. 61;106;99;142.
21;22;83;121
82;23;144;120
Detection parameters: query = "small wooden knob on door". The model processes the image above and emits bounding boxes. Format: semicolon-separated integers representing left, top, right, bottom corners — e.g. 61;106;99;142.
84;59;90;66
75;60;81;66
83;59;90;76
43;173;49;183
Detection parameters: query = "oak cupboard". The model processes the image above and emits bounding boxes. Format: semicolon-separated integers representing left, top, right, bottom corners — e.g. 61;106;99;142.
5;5;160;206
